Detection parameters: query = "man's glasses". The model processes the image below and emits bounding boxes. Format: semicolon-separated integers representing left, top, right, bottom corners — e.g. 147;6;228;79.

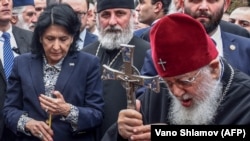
165;69;202;89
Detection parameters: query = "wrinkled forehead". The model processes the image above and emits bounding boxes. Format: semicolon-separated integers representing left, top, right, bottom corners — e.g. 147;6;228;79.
230;9;250;19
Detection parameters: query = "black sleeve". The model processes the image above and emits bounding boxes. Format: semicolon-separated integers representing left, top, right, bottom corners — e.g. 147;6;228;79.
101;123;128;141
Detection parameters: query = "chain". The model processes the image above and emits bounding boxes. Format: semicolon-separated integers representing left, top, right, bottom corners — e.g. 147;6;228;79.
219;63;234;104
95;43;122;67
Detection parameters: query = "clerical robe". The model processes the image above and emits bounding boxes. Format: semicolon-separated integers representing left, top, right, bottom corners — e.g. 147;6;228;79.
101;59;250;141
82;36;150;140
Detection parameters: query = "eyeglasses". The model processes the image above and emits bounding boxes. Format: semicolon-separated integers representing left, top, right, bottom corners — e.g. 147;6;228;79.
165;69;202;89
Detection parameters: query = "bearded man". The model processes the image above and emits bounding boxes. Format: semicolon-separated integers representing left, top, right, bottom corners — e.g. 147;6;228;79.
137;0;250;98
102;13;250;141
12;5;37;31
82;0;150;140
181;0;250;75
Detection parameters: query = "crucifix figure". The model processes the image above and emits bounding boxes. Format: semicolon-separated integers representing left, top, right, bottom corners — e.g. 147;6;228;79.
102;44;160;109
158;58;166;71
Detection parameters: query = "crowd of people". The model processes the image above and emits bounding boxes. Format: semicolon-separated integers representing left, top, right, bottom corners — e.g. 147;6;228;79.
0;0;250;141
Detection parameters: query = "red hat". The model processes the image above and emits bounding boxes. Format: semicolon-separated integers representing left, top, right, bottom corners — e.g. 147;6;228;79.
150;13;218;77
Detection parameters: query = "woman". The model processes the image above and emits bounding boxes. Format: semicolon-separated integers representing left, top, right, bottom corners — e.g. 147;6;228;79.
3;4;104;141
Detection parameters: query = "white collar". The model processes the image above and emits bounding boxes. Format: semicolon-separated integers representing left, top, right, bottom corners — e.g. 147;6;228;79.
210;26;223;57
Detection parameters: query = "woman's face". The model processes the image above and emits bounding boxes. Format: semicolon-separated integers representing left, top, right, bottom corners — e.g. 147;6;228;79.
40;25;73;65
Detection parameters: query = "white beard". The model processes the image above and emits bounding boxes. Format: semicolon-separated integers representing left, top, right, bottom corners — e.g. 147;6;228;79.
168;69;222;125
97;16;134;50
16;15;34;31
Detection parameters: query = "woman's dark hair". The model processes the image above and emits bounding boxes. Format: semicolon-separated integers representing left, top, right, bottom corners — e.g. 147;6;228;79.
31;3;81;56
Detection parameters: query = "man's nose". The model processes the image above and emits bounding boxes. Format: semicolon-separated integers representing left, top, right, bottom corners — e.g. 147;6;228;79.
198;0;209;11
170;84;185;98
109;14;118;26
31;14;38;23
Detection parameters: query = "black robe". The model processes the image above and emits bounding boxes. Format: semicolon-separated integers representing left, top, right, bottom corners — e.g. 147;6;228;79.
82;36;150;140
102;59;250;141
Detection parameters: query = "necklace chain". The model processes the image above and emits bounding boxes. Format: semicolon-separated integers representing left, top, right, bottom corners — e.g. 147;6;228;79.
219;63;234;104
95;43;122;67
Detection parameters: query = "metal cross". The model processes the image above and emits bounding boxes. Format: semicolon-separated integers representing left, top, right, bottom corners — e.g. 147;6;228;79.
102;44;160;109
158;58;166;71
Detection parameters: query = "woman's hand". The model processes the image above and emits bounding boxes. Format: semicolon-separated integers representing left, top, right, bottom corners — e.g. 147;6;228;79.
39;91;71;116
25;119;54;141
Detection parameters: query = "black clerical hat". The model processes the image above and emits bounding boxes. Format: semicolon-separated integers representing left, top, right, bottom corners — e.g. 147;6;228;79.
97;0;135;13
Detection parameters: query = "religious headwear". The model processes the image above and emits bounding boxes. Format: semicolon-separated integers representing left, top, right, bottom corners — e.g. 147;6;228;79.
13;0;34;7
96;0;135;13
150;13;218;77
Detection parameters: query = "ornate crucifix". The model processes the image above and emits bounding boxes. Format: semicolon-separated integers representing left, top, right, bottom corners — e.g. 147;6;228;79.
102;44;160;109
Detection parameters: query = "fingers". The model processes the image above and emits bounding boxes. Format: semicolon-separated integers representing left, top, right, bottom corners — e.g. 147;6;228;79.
129;125;151;141
118;122;135;139
119;109;142;119
26;120;54;141
118;109;143;127
39;94;58;103
39;124;54;141
135;99;141;111
118;109;143;139
133;124;151;133
52;91;63;99
39;93;69;116
130;131;151;141
118;124;151;140
38;131;43;140
39;94;59;107
44;106;49;113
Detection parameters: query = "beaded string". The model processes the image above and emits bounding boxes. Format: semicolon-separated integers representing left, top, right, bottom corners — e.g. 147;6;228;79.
95;43;122;67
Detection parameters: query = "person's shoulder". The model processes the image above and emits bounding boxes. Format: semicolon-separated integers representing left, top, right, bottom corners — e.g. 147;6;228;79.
86;31;98;39
16;52;32;58
78;50;95;57
12;26;33;35
81;40;100;54
131;36;150;47
75;51;100;68
77;51;99;61
14;53;33;63
220;20;250;38
222;31;250;42
134;27;150;37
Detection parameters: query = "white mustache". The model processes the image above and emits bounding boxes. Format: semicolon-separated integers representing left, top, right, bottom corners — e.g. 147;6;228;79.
104;26;122;32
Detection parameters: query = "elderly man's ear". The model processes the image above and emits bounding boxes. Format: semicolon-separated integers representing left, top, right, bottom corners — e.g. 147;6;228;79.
209;58;220;79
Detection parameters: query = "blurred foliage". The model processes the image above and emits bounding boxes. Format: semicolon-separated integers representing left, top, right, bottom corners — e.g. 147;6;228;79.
226;0;250;14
